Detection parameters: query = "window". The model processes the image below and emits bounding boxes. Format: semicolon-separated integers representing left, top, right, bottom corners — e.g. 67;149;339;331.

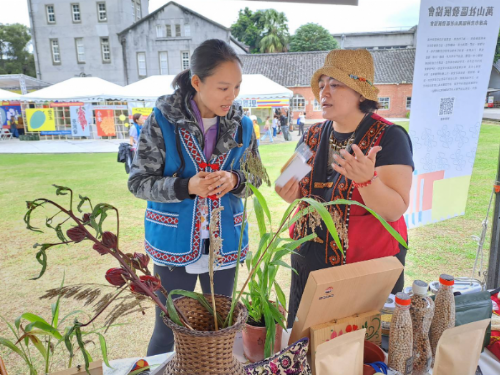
50;39;60;64
137;52;147;77
100;38;111;63
292;94;306;111
313;99;322;111
136;1;142;21
75;38;85;63
406;97;412;110
46;5;56;24
175;24;181;37
131;0;141;21
378;97;390;110
71;4;81;23
184;24;191;37
159;52;168;75
181;51;190;70
97;2;107;22
156;25;166;38
166;25;172;37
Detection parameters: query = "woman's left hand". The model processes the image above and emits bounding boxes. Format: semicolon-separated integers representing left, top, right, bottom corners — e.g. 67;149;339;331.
206;171;238;198
332;144;382;184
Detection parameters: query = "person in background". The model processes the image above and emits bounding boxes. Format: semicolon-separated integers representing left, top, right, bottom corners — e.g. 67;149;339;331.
272;114;279;137
251;115;261;146
260;115;273;143
9;118;19;138
280;110;291;141
129;113;145;150
298;112;306;136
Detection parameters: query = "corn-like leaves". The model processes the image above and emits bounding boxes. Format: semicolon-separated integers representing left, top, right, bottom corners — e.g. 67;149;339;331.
24;321;63;341
0;337;27;360
166;290;223;328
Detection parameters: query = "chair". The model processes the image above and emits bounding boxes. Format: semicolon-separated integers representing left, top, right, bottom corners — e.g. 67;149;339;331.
0;128;13;141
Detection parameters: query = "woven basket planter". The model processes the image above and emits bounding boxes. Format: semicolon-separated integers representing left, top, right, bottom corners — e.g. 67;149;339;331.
163;294;248;375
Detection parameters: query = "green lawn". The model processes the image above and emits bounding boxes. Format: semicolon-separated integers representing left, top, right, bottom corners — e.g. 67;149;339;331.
0;122;499;373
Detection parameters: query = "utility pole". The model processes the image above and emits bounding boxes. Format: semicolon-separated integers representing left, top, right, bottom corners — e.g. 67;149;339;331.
487;145;500;289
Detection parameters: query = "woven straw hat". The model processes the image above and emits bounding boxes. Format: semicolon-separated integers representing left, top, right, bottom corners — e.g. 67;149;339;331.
311;49;379;102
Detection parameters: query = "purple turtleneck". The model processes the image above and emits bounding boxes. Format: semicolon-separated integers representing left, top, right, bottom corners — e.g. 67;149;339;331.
190;98;218;161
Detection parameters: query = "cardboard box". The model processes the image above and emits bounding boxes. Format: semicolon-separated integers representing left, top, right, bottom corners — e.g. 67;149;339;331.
310;310;381;374
288;256;403;345
50;360;103;375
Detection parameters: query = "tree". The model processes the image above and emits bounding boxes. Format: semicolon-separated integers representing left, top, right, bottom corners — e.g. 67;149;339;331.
231;8;265;53
231;8;289;54
0;23;36;77
258;9;289;53
290;23;339;52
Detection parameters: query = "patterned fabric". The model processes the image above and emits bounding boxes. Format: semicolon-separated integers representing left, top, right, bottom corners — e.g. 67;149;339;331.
128;89;261;203
244;338;311;375
293;114;388;265
145;208;179;228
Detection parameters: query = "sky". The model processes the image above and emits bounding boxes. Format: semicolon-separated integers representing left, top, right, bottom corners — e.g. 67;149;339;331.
0;0;421;34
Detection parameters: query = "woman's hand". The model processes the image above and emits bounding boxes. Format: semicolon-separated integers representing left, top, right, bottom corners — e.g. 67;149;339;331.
188;172;214;197
275;178;300;204
205;171;238;198
332;144;382;184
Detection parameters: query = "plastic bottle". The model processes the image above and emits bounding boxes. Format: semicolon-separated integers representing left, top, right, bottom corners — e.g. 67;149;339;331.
410;280;434;375
388;292;413;375
429;274;455;363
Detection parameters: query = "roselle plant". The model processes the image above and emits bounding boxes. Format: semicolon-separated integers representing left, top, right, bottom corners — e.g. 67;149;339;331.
23;185;222;373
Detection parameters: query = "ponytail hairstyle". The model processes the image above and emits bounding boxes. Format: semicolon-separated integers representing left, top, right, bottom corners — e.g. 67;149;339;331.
172;39;243;97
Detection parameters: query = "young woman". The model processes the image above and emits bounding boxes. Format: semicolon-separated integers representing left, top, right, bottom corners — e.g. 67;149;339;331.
128;39;261;355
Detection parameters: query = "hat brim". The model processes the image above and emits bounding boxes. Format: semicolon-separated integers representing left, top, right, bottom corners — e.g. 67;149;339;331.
311;66;379;103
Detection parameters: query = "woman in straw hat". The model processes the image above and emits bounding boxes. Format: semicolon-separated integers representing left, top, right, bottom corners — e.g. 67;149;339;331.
275;49;414;327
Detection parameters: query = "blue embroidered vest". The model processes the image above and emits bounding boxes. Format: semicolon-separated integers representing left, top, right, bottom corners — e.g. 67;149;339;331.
144;107;251;267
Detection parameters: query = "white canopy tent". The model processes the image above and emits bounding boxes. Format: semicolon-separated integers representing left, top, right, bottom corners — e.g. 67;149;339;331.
0;88;22;101
22;77;125;102
120;74;293;102
245;0;357;4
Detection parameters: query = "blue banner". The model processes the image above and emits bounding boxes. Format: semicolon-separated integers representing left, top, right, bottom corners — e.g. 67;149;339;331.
40;131;72;135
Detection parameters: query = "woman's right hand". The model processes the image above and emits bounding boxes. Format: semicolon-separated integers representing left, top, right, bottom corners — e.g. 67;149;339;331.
275;178;301;204
188;172;220;198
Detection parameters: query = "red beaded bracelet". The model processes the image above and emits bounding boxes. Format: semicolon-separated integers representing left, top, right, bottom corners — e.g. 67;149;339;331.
353;171;378;189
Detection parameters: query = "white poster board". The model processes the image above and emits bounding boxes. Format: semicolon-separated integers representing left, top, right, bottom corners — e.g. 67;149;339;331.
70;104;92;137
405;0;500;228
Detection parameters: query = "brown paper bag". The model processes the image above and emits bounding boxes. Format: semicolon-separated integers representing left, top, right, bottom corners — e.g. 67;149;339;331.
315;328;365;375
433;319;490;375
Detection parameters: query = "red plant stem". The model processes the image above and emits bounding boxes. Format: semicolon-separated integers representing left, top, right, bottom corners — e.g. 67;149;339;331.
32;198;170;316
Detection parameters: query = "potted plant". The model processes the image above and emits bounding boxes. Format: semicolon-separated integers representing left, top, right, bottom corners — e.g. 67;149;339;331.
0;277;110;375
20;151;407;374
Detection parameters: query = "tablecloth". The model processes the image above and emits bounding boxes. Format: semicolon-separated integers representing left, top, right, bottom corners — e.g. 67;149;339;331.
104;330;500;375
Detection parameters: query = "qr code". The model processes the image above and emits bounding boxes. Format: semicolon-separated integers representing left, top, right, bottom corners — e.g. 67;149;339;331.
439;97;454;116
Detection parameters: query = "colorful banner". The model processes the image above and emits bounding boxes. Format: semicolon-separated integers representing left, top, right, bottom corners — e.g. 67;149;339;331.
40;131;72;135
131;107;153;117
70;104;92;137
0;105;21;127
95;109;115;136
406;0;500;228
50;102;85;107
26;108;56;132
256;99;290;108
93;105;128;110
